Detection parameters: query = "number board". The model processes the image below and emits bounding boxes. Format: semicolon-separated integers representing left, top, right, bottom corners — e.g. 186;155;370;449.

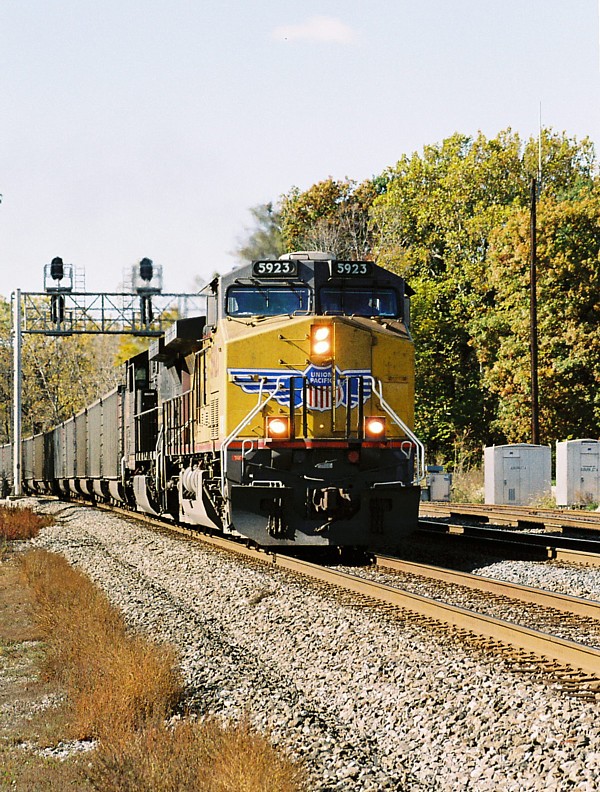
252;260;298;277
329;260;373;277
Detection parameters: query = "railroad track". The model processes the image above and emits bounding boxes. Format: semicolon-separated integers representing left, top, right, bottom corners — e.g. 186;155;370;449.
417;519;600;567
374;555;600;621
99;503;600;690
420;501;600;532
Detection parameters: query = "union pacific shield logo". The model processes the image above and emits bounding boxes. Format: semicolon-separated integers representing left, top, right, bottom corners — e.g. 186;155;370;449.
305;365;332;387
228;365;372;412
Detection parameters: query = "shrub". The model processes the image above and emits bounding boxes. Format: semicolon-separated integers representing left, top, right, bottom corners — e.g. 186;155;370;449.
0;505;53;540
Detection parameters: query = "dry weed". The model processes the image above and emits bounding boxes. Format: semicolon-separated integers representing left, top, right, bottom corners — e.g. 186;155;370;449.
20;550;182;741
89;717;306;792
0;505;53;541
19;549;306;792
451;466;484;503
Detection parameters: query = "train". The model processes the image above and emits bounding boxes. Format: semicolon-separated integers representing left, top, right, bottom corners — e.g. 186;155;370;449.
0;251;424;548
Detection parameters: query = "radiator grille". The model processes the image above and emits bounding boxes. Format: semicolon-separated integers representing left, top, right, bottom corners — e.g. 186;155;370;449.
210;398;219;439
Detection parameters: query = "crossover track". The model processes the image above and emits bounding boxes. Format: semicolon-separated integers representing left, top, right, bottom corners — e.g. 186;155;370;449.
417;520;600;567
420;502;600;532
97;502;600;681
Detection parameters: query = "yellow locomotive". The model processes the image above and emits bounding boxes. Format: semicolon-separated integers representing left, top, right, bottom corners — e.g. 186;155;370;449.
132;250;423;547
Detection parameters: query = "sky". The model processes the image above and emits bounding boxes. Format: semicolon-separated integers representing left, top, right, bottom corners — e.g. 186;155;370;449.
1;0;599;299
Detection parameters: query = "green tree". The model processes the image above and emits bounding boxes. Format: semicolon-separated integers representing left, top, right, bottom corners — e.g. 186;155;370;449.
280;177;385;259
474;191;600;442
370;128;597;461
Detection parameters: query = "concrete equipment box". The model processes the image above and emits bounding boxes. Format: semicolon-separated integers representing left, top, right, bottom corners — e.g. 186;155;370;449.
555;439;600;507
484;444;551;506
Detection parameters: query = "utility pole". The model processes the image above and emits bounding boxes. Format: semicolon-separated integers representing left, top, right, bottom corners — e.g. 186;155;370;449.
530;177;540;445
12;290;22;496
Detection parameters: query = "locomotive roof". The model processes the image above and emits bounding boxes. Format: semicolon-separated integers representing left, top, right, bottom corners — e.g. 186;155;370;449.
219;253;413;295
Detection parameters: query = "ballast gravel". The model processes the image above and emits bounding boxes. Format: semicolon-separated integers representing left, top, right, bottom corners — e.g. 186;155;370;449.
22;500;600;791
332;564;600;648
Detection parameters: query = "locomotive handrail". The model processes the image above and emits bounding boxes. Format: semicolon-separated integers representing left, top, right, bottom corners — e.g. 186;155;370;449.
365;376;425;484
162;390;194;456
155;427;165;492
160;389;192;408
220;378;285;512
133;405;159;419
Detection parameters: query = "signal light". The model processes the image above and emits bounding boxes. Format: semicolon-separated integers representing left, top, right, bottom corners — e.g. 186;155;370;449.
364;417;386;439
266;416;290;439
50;257;64;281
310;324;332;360
139;257;154;282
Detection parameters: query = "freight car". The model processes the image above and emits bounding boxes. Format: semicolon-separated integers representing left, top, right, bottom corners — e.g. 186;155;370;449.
0;251;424;548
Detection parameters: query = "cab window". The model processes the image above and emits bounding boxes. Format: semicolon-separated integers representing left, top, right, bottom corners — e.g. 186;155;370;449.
320;287;399;317
226;286;311;317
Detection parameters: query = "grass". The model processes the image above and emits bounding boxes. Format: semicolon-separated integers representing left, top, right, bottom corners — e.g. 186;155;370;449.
8;549;306;792
450;466;484;503
89;717;305;792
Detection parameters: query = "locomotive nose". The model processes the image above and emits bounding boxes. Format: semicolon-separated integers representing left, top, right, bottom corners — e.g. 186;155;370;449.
311;486;355;519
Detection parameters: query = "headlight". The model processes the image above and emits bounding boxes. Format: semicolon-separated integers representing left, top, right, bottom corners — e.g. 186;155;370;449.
310;324;332;360
266;416;290;439
364;417;386;439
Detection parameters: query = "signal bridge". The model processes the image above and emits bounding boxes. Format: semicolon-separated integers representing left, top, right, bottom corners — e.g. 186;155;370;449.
11;257;206;495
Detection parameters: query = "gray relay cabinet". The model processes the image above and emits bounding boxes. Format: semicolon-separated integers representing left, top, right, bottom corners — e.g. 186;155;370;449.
421;466;452;502
555;439;600;507
484;444;551;506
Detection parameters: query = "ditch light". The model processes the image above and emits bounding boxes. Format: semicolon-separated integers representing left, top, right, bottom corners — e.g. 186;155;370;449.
266;416;290;439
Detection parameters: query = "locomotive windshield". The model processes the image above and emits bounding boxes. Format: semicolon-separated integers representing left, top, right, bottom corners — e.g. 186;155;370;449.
226;286;311;317
320;287;399;317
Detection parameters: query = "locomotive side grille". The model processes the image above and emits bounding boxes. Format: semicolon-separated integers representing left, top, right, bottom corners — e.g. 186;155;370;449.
210;398;219;439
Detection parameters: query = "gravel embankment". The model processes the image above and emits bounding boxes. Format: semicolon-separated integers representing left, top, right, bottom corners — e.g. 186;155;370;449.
22;500;600;791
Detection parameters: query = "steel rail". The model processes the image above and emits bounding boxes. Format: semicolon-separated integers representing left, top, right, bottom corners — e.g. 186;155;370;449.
272;555;600;677
418;520;600;567
374;555;600;620
420;502;600;531
94;503;600;677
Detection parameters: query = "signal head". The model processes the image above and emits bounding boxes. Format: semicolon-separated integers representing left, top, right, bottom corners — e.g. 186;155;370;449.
139;258;154;282
50;257;64;281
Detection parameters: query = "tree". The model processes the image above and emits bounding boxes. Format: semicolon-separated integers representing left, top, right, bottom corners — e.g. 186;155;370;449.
280;177;385;259
474;191;600;442
235;203;284;262
370;128;598;461
20;333;121;434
